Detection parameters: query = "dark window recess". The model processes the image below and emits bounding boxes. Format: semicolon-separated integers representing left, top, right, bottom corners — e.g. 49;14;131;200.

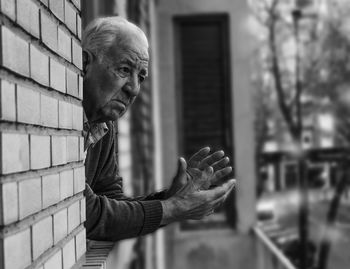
175;14;236;230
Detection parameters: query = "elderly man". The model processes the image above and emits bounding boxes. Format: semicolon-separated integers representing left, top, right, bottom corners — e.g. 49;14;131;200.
82;16;236;241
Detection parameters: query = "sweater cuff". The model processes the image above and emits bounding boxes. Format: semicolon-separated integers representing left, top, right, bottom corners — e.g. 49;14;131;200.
138;200;163;235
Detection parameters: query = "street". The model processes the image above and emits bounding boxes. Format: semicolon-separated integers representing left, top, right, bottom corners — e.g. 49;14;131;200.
258;189;350;268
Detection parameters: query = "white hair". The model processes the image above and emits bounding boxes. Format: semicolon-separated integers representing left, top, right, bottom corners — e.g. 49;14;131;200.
82;16;148;60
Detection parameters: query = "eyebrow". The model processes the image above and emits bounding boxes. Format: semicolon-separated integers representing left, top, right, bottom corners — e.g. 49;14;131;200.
119;58;148;75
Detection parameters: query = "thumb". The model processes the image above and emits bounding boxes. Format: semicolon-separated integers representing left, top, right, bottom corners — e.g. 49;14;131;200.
175;157;187;184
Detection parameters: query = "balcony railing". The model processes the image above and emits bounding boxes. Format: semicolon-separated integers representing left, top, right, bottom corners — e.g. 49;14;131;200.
254;226;297;269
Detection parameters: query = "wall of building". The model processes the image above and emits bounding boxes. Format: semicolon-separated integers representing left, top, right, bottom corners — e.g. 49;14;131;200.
0;0;85;268
155;0;257;268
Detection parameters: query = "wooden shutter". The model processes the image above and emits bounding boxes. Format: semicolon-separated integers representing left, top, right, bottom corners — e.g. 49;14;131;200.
175;15;233;162
175;15;236;230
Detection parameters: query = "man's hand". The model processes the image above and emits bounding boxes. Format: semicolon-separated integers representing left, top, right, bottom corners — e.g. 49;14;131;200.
188;147;233;188
160;162;236;225
165;147;232;199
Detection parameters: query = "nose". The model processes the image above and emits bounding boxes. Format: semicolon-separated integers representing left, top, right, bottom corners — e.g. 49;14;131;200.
123;72;140;98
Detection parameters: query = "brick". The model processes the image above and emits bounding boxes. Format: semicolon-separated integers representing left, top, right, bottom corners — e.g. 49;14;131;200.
58;28;71;61
49;0;64;21
1;133;29;174
68;200;80;232
3;229;31;269
19;177;41;219
41;12;57;51
72;40;82;69
1;0;16;21
32;216;53;259
30;134;51;169
53;208;67;243
59;100;72;128
41;94;59;127
42;173;60;207
78;75;83;99
30;45;49;86
0;182;18;225
66;68;78;97
62;238;75;269
17;85;40;125
72;105;83;130
60;169;73;200
0;80;16;121
65;1;76;34
44;250;62;269
80;197;85;222
1;26;29;76
77;15;81;39
51;136;67;165
67;135;79;162
75;228;86;260
79;136;84;161
50;58;66;93
73;166;85;194
17;0;40;37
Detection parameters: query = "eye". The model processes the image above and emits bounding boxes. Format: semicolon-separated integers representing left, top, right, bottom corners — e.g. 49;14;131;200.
138;75;146;83
118;66;131;77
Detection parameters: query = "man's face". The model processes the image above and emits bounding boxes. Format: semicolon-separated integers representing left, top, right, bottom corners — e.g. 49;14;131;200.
83;31;149;123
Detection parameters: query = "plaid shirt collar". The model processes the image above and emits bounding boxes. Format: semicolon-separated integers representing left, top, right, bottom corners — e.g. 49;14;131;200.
83;112;109;151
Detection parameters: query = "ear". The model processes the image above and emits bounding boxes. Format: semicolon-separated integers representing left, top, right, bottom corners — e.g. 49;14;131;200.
83;50;94;75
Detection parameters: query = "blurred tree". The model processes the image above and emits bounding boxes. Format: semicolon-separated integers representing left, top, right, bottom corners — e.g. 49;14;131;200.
251;52;273;196
249;1;350;268
250;0;350;146
250;0;301;141
305;18;350;145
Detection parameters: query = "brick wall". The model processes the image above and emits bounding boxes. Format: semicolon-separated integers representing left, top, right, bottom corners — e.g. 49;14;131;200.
0;0;85;268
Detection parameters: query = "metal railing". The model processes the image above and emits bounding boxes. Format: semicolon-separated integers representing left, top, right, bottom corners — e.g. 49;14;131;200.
254;226;297;269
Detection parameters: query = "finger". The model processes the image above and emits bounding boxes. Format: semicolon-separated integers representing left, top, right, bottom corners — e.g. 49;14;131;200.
177;157;188;185
203;179;236;200
187;167;202;179
211;166;233;185
211;195;226;209
212;157;230;171
205;208;215;216
188;166;213;190
211;183;235;208
198;150;225;169
204;165;214;177
188;147;210;168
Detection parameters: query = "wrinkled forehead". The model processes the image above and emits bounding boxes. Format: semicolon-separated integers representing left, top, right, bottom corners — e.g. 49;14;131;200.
107;28;149;66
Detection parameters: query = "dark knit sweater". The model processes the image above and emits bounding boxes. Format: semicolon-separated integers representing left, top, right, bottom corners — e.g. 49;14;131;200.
84;121;165;241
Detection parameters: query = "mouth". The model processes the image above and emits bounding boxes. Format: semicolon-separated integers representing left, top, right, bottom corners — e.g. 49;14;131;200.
111;100;128;114
113;99;127;107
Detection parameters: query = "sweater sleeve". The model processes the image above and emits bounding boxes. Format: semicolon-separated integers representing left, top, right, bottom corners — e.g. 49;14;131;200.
85;183;163;241
84;121;163;241
135;189;168;201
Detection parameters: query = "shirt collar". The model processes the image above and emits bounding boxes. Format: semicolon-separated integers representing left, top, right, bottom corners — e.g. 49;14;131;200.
83;111;109;151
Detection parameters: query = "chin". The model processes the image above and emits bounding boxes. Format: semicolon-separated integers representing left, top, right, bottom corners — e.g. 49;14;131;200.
108;113;121;121
99;107;123;122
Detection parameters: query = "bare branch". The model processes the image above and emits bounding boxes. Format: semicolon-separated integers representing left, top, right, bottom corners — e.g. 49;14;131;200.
267;7;298;138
